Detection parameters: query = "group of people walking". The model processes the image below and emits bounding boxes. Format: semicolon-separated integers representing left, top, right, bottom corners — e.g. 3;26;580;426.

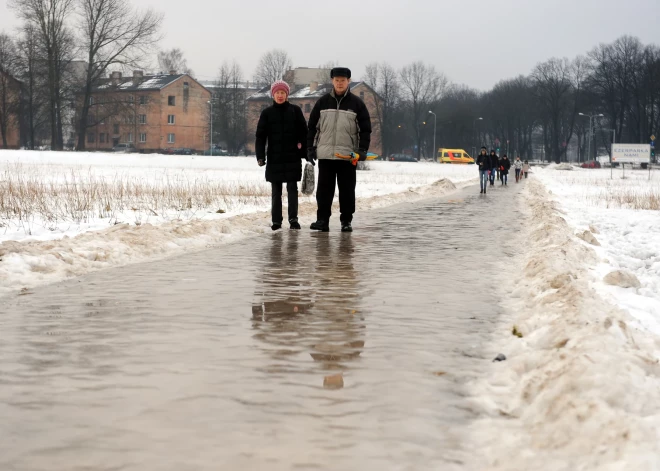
476;147;529;194
255;67;371;233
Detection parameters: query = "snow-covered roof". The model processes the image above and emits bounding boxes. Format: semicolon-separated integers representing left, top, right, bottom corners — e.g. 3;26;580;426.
91;73;192;92
199;80;259;91
248;82;364;101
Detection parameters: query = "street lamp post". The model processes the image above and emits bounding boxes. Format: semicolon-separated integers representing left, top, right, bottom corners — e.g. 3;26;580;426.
428;111;437;162
578;112;604;162
207;100;213;155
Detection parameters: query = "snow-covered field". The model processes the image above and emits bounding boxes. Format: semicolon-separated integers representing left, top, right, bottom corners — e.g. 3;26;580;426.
536;165;660;334
470;165;660;470
0;150;477;297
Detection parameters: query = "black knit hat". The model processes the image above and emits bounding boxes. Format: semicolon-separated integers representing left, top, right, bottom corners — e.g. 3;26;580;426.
330;67;351;79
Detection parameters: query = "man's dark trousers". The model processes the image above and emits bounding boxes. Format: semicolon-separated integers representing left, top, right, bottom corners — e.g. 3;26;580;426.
316;159;357;224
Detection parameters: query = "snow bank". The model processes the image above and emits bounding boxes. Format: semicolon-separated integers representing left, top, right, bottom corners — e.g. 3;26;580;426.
0;150;477;298
468;178;660;470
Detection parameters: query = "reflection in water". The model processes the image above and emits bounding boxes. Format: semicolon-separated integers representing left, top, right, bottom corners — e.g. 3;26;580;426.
252;233;365;379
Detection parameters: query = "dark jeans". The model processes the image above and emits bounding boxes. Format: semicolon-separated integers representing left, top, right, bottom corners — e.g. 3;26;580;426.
271;181;298;224
479;170;488;191
316;159;357;223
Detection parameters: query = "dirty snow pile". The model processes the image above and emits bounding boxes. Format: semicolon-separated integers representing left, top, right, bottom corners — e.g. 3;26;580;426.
468;168;660;470
0;150;477;297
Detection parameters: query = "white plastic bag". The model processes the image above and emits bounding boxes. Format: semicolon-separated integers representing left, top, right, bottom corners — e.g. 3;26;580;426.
301;163;315;195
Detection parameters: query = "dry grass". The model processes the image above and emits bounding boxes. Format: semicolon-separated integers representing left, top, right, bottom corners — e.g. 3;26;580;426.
552;171;660;211
592;189;660;210
0;163;271;229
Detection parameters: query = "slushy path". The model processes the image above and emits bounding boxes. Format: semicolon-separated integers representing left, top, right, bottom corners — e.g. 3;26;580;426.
0;181;525;471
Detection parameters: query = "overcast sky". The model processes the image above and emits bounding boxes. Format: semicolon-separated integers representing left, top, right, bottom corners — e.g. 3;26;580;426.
1;0;658;90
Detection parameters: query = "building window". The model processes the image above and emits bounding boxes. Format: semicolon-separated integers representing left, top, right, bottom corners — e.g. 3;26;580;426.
87;132;95;143
113;124;120;134
89;96;94;106
183;81;189;88
124;115;134;124
127;133;133;143
139;133;147;143
167;133;175;143
139;114;146;124
99;133;105;143
139;95;147;105
168;96;175;106
305;103;311;113
100;117;105;125
128;95;134;104
360;91;365;99
168;115;175;124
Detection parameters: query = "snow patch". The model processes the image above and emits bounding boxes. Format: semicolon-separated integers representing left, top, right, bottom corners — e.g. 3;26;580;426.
468;178;660;470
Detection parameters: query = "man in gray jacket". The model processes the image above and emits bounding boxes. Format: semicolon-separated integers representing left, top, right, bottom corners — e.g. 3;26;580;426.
306;67;372;232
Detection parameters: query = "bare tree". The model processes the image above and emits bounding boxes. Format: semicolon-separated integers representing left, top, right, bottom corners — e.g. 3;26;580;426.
253;49;292;87
157;47;192;75
14;24;50;149
75;0;162;151
314;61;338;83
364;62;400;157
531;57;586;162
214;61;248;154
0;32;20;148
399;61;447;159
10;0;76;150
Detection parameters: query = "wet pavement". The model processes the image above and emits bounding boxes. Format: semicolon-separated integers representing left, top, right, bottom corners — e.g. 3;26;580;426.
0;182;525;471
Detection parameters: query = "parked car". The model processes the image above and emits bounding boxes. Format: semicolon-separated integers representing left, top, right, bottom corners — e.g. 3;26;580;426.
203;148;230;156
581;160;601;169
163;147;195;155
112;143;137;153
437;148;474;164
388;154;417;162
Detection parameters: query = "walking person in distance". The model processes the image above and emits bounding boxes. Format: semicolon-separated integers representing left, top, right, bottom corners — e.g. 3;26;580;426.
489;149;499;187
500;154;511;186
476;147;489;194
514;156;523;183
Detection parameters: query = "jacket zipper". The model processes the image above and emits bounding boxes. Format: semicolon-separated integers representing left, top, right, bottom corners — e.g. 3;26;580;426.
332;91;346;158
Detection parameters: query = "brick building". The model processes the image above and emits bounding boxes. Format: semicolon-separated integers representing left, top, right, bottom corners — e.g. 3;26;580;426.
82;71;211;152
0;71;22;149
246;81;383;156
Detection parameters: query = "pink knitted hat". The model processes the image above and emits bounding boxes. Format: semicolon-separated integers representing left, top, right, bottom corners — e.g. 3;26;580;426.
270;80;290;97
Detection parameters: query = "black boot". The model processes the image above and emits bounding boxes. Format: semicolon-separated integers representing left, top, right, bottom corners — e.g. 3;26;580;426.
289;218;301;230
271;223;282;231
310;220;329;232
480;189;483;194
341;222;353;233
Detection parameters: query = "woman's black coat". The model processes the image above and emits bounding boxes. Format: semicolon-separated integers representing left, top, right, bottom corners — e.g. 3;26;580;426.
255;101;308;183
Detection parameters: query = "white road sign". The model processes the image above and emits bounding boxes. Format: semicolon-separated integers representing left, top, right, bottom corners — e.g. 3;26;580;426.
612;144;651;164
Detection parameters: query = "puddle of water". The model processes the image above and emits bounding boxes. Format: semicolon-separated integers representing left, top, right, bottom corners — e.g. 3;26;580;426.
0;185;524;471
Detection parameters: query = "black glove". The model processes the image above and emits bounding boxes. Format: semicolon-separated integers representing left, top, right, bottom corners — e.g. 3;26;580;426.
355;149;368;161
257;159;265;167
306;147;317;166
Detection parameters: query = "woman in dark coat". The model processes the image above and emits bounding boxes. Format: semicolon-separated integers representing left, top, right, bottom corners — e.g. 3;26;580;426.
255;80;308;230
500;154;511;185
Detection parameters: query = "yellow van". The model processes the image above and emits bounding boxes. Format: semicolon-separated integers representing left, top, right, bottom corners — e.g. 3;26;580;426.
437;148;474;164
